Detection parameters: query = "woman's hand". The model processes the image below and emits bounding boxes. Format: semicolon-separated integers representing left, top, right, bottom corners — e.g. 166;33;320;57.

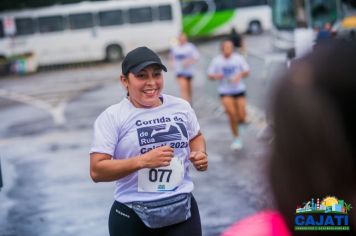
141;146;174;169
189;151;208;171
231;73;242;83
209;73;224;81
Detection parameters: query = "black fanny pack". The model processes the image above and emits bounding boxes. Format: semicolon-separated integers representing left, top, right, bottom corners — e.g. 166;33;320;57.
130;193;192;229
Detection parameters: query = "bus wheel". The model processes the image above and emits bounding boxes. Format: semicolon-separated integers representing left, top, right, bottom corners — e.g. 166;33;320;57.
106;45;123;62
248;21;262;34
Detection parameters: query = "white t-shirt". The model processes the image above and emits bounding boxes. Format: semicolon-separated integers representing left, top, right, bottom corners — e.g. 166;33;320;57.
170;42;199;77
294;28;315;58
208;53;250;95
90;94;200;203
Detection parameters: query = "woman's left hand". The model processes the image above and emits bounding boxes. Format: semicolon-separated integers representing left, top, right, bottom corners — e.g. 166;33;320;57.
231;73;242;83
189;151;208;171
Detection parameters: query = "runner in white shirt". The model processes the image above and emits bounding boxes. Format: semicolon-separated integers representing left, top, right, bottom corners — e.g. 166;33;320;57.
208;40;250;150
90;46;207;236
169;33;199;104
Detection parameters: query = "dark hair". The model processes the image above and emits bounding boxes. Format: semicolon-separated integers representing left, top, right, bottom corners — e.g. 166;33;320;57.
269;40;356;234
220;39;234;51
229;28;242;48
123;74;129;97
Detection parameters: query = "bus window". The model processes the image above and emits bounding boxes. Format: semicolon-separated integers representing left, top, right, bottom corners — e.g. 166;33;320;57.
0;20;4;38
15;18;36;36
98;10;124;26
69;13;94;30
272;0;296;29
158;5;173;21
128;7;153;24
310;0;338;28
38;16;65;33
215;0;235;11
234;0;268;8
182;1;209;15
215;0;268;11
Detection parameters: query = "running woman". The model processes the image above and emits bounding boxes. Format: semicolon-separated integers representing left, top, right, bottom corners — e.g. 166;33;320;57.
90;47;208;236
169;32;199;104
208;40;250;150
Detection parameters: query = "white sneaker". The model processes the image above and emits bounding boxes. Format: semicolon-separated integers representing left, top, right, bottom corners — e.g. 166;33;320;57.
230;138;243;150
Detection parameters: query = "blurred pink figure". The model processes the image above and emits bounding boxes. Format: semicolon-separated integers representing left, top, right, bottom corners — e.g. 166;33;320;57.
221;210;291;236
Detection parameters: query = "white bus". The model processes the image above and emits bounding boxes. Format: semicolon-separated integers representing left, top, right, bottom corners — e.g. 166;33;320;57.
181;0;272;38
0;0;182;69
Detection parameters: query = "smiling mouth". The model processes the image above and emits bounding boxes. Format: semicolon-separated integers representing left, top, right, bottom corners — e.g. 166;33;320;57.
143;89;158;95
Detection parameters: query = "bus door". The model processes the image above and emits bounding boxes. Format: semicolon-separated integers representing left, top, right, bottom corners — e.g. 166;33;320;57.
0;17;32;57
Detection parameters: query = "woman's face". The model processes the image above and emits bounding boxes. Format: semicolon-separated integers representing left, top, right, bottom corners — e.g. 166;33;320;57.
178;34;187;45
121;64;164;108
222;41;234;57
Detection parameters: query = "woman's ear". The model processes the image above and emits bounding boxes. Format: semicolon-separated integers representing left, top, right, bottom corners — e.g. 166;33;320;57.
120;75;128;88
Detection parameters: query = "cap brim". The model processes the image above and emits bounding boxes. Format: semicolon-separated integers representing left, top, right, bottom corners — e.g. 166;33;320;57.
130;61;167;74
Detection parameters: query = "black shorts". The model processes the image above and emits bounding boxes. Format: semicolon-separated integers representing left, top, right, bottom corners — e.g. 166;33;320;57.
176;74;193;80
109;195;202;236
219;91;246;98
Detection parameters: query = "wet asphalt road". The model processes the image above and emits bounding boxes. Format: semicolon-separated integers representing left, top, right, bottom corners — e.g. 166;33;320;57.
0;33;285;236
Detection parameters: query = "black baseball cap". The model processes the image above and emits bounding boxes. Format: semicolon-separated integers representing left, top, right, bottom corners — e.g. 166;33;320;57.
122;46;167;75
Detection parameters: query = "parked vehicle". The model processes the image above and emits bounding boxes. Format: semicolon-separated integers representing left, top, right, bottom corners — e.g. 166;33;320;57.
0;0;182;71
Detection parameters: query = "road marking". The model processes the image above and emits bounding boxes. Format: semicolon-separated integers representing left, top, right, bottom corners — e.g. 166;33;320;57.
0;78;111;125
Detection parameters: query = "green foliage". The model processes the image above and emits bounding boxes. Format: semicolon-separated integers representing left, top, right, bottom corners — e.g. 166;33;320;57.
343;203;352;213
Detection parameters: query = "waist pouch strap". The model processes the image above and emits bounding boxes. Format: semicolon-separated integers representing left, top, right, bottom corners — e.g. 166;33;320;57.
131;193;192;228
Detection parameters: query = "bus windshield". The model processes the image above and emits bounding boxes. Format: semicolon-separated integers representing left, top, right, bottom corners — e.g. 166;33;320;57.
272;0;338;29
181;0;210;15
310;0;338;28
272;0;296;30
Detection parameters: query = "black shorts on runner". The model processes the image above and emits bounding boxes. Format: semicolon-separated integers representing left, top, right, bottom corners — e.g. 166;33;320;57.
176;74;193;80
219;91;246;98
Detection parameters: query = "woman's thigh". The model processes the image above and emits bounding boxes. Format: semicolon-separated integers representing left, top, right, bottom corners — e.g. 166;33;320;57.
234;96;247;121
220;96;238;118
109;201;150;236
177;76;191;90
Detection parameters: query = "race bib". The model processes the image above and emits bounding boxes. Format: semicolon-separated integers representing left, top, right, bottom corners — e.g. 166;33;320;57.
138;155;185;192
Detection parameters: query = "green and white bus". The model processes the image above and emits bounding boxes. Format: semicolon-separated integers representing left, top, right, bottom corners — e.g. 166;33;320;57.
181;0;272;38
